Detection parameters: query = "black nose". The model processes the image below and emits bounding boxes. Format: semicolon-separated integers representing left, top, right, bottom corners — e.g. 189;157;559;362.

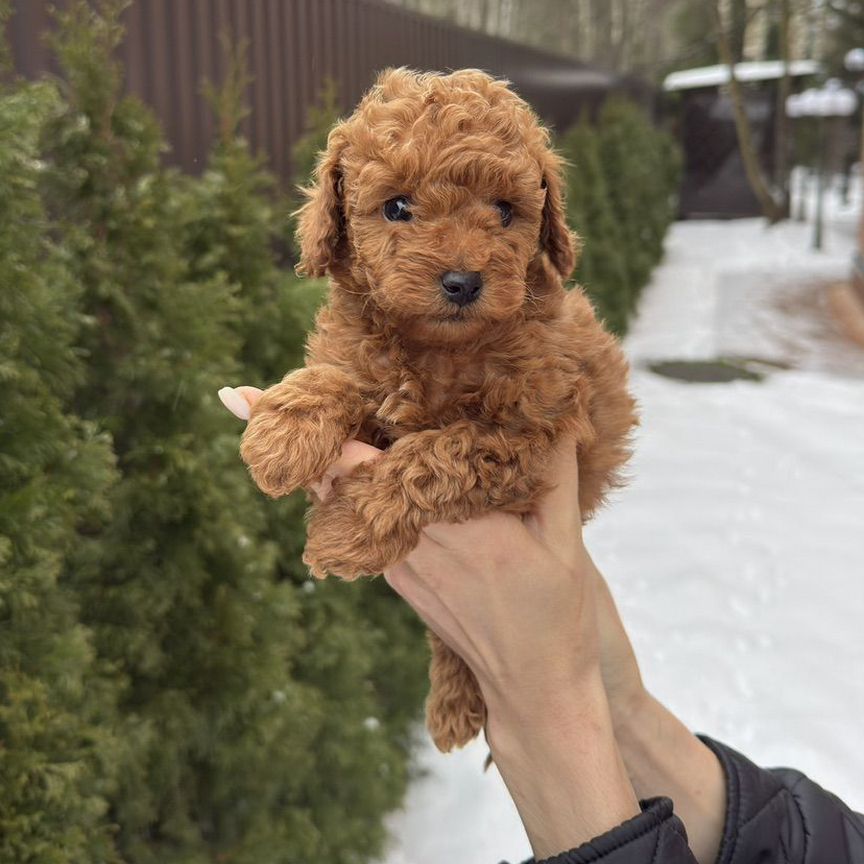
441;271;483;307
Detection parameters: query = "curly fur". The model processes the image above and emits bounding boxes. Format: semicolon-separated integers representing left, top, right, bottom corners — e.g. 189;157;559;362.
240;68;637;752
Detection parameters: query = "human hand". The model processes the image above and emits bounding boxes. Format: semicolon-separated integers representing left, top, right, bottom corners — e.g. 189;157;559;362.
381;437;639;856
383;438;600;732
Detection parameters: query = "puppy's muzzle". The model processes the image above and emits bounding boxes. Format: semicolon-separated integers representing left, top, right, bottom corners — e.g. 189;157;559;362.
440;271;483;308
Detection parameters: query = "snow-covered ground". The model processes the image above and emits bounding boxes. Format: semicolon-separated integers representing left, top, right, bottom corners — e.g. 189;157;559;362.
381;195;864;864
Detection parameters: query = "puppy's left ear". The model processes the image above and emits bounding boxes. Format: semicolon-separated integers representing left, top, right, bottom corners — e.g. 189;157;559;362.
539;154;578;282
295;126;348;278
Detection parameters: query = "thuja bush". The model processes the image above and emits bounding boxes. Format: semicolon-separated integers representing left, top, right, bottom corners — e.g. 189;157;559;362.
561;118;632;336
184;37;429;861
559;99;680;334
597;97;680;311
0;1;431;861
286;76;342;261
39;4;317;862
0;74;119;862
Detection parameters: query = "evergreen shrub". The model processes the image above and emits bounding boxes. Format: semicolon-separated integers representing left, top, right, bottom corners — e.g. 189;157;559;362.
559;98;681;335
0;75;119;863
1;2;427;861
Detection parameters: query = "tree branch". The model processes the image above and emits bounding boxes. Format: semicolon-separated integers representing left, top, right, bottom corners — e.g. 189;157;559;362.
709;0;784;222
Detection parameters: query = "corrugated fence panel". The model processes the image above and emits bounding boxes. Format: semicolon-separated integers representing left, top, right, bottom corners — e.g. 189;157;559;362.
7;0;623;187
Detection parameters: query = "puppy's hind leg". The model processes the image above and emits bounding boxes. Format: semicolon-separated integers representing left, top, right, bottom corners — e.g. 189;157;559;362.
240;365;364;498
426;630;486;752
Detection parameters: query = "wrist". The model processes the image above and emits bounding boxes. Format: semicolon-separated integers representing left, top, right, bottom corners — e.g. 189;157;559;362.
608;681;654;741
483;666;607;755
484;670;640;860
611;692;726;864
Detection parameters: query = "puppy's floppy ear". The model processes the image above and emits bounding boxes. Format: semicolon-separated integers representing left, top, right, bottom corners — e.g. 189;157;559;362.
295;127;347;278
539;153;578;282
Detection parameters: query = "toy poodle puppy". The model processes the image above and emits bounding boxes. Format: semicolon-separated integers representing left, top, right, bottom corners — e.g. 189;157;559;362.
239;68;637;752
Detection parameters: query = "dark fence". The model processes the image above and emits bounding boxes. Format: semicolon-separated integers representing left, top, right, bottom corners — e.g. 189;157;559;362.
8;0;623;186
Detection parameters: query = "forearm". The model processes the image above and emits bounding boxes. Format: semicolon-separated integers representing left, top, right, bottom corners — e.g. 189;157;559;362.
486;671;640;860
589;562;726;864
614;692;726;864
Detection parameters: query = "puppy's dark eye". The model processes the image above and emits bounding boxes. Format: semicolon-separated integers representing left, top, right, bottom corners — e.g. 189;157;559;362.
495;200;513;227
383;196;412;222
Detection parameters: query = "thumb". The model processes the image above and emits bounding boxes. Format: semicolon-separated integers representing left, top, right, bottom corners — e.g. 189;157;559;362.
218;386;263;420
310;439;382;500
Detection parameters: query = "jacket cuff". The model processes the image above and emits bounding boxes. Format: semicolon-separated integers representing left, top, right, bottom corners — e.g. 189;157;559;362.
697;735;786;864
532;797;697;864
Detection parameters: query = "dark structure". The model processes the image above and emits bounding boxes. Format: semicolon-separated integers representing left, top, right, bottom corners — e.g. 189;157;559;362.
664;61;820;219
8;0;622;186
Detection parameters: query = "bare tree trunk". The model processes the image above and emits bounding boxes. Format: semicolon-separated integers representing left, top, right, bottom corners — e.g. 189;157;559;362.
730;0;749;62
617;0;631;71
773;0;791;218
711;0;784;222
590;0;613;66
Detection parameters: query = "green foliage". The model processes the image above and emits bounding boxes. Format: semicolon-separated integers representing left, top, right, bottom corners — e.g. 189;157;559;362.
560;98;680;335
823;1;864;75
38;4;321;862
190;35;314;382
0;0;11;76
561;118;632;336
668;0;719;72
0;77;119;863
286;77;342;259
598;98;680;301
186;45;429;861
0;5;427;860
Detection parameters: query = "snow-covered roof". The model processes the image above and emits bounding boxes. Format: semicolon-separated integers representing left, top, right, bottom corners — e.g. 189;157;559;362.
664;60;822;92
787;79;858;117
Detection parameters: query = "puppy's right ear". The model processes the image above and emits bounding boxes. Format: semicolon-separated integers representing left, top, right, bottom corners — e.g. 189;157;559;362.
295;127;347;278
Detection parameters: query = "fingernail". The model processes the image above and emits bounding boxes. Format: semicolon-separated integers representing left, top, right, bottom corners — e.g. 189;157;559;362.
218;386;250;420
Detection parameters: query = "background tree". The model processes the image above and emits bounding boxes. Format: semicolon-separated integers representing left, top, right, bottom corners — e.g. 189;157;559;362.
181;28;432;862
0;71;119;863
287;76;343;261
38;3;338;861
670;0;721;68
710;0;786;222
561;119;632;334
382;0;685;79
824;1;864;73
560;102;680;334
774;0;793;215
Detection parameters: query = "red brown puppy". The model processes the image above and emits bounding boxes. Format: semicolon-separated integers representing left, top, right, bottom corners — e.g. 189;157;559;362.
240;68;637;752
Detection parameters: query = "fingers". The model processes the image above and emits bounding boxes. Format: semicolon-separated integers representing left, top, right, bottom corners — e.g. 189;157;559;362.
309;439;383;500
217;384;381;500
218;386;263;420
527;433;582;550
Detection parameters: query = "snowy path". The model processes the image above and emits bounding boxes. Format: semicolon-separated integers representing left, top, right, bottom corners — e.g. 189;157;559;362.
381;204;864;864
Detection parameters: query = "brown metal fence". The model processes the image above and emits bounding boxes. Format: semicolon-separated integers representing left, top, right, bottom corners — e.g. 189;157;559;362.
8;0;622;186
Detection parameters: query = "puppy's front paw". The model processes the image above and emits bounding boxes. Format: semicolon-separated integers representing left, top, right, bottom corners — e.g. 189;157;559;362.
303;467;419;579
239;367;363;498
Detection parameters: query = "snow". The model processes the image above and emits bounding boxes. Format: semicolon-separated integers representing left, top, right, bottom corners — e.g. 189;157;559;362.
663;59;821;92
380;190;864;864
787;80;858;118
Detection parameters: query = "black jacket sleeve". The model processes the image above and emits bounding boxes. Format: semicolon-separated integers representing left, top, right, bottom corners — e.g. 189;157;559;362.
700;735;864;864
511;797;698;864
506;737;864;864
